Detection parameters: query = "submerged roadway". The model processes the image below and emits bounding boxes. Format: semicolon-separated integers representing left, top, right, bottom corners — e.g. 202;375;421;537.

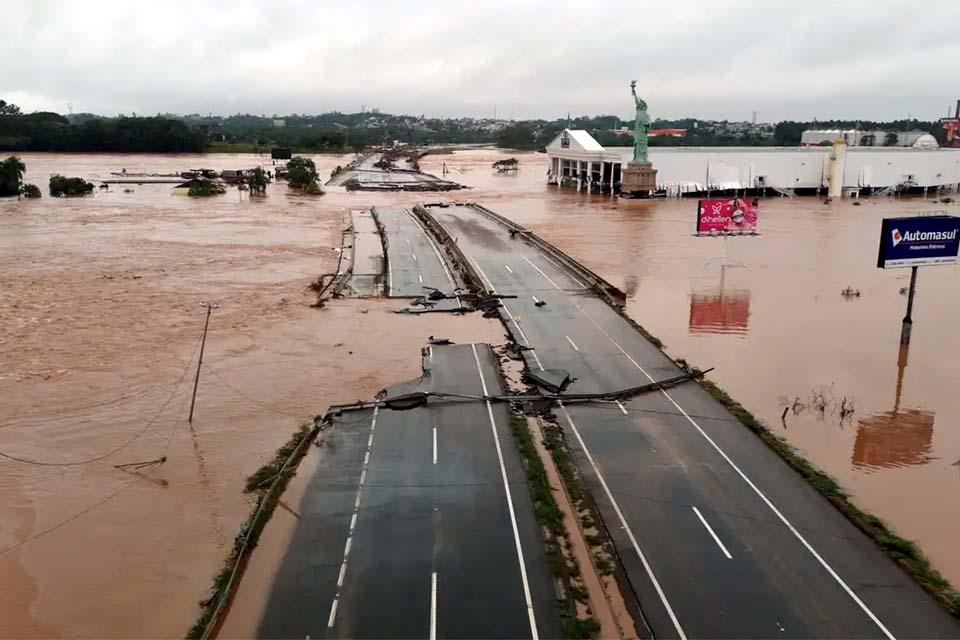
427;203;960;640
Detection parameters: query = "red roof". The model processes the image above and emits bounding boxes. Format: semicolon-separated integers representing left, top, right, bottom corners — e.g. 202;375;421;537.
648;128;686;137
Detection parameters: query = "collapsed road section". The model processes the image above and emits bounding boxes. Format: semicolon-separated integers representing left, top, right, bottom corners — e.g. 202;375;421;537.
255;343;564;639
326;151;465;191
417;203;960;639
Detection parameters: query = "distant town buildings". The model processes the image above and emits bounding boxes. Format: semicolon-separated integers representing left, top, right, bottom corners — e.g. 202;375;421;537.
801;129;938;148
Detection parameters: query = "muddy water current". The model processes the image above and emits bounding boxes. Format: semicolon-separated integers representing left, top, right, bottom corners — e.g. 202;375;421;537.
1;149;958;635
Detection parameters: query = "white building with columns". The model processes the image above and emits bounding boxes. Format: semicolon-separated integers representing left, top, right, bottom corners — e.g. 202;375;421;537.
545;129;625;194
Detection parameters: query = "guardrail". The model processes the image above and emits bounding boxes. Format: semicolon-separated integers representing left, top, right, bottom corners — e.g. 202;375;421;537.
197;420;320;639
412;204;488;295
466;203;627;308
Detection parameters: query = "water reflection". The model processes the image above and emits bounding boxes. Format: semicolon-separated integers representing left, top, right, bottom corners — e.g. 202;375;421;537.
688;289;751;335
853;344;936;471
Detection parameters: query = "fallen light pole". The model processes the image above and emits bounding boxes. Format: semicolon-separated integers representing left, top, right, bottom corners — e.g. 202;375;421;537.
189;301;219;423
876;214;960;345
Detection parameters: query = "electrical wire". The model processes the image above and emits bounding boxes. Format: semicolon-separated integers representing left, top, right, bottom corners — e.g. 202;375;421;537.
203;362;308;418
0;340;201;467
0;466;156;556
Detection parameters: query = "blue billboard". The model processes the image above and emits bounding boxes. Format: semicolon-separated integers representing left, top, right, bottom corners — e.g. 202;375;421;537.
877;215;960;269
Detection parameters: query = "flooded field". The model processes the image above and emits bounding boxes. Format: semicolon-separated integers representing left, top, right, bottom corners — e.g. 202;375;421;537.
2;148;959;636
0;152;497;637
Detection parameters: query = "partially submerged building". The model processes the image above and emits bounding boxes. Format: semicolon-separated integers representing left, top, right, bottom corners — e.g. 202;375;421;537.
546;129;960;197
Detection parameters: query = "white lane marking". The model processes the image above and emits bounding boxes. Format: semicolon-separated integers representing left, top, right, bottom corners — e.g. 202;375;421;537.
406;238;411;245
326;600;339;628
407;211;458;290
428;345;433;359
412;253;418;262
433;426;438;465
504;264;513;274
565;335;580;352
531;295;540;304
560;404;687;639
387;253;394;292
568;302;896;640
471;344;539;640
430;572;438;640
539;252;588;288
418;274;423;284
468;255;544;370
692;506;733;559
522;255;561;290
616;400;629;415
327;407;379;629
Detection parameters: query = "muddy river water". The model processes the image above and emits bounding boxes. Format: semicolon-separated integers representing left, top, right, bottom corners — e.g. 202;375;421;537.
1;150;958;636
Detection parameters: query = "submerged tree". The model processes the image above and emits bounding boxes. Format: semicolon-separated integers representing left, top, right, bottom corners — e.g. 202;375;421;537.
20;183;41;198
287;156;322;194
248;166;269;195
49;175;95;197
492;157;520;173
186;179;225;197
0;155;26;196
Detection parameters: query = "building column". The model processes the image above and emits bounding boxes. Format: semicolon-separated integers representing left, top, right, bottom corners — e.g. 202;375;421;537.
577;160;582;191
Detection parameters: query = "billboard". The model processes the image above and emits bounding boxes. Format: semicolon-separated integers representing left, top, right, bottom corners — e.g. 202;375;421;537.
696;198;759;234
877;216;960;268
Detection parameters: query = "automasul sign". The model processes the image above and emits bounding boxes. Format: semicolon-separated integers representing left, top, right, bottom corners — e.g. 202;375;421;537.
877;216;960;268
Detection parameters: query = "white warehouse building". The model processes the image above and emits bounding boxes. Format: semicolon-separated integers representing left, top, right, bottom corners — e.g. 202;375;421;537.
545;129;960;196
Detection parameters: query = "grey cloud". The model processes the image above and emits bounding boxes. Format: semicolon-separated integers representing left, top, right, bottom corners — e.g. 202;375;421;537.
3;0;959;121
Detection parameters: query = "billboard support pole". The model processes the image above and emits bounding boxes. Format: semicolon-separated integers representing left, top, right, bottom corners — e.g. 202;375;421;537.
900;266;918;345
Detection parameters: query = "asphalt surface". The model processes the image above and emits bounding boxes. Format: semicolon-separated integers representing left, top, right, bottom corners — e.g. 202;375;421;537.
347;209;384;296
327;153;460;189
429;203;960;639
375;208;461;297
257;344;564;639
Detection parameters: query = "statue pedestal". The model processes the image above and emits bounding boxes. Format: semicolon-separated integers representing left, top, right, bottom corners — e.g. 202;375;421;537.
621;161;657;198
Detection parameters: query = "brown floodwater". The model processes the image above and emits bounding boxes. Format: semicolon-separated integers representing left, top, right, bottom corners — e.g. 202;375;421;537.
0;152;501;638
419;149;960;587
2;148;959;637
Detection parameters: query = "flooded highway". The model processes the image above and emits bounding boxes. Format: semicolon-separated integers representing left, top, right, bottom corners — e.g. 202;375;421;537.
2;149;959;636
418;150;960;589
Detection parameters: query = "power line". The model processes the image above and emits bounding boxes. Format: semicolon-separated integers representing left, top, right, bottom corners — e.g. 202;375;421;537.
203;363;308;417
0;339;201;467
0;466;155;556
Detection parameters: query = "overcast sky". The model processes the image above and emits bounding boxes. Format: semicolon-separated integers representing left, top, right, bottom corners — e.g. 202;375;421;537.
4;0;959;122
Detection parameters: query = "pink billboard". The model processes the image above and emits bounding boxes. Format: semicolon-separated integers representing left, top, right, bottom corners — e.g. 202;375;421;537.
697;198;759;234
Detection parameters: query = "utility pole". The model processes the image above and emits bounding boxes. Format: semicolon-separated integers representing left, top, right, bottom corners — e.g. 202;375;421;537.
189;301;219;423
901;266;918;345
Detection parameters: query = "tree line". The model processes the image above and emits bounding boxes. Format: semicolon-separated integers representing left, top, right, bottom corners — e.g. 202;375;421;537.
0;103;205;152
1;97;951;153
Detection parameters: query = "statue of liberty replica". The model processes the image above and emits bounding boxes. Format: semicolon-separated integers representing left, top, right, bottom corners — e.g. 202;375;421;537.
621;79;658;197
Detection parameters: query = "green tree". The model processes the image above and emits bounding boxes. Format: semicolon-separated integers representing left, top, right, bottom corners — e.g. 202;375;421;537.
884;131;899;146
0;99;21;115
49;175;94;197
248;166;269;195
287;156;322;194
0;155;26;196
860;133;876;147
496;124;536;150
20;183;41;198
